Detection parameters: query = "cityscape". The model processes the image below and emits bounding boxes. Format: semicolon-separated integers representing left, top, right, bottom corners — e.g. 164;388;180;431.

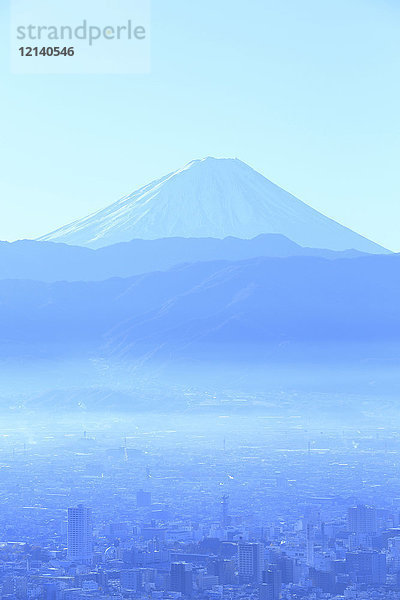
1;2;399;600
1;417;400;600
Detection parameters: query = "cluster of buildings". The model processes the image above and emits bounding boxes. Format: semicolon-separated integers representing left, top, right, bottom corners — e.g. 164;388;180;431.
1;420;400;600
2;499;400;600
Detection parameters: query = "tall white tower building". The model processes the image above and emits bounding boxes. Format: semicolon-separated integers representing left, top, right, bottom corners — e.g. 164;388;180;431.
306;524;314;567
67;504;93;563
238;542;263;584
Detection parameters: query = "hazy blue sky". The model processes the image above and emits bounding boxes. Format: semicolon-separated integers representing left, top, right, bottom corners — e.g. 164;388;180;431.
1;0;399;249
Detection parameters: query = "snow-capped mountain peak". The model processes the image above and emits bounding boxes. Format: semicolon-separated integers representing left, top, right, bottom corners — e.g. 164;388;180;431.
38;157;386;253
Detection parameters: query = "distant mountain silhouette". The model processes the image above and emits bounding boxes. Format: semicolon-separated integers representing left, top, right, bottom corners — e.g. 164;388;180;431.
1;254;399;360
0;235;366;282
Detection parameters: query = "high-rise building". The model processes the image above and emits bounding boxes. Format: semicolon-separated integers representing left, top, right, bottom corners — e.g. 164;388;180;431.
347;505;377;534
259;567;282;600
67;504;93;563
208;558;236;584
345;551;386;585
276;555;296;584
170;562;193;596
43;583;58;600
120;569;143;591
306;524;314;566
221;495;231;527
238;542;263;584
136;490;152;507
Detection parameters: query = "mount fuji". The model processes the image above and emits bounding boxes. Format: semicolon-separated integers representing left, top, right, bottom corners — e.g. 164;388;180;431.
39;157;386;253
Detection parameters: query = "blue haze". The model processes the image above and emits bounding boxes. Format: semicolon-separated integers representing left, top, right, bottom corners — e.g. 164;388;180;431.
0;2;399;599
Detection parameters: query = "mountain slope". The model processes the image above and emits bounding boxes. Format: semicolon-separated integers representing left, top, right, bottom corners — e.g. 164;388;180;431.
108;254;400;356
0;235;365;282
1;254;400;358
38;157;386;253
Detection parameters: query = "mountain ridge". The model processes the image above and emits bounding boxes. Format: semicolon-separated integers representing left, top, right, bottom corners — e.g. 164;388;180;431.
1;253;399;360
0;234;368;282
